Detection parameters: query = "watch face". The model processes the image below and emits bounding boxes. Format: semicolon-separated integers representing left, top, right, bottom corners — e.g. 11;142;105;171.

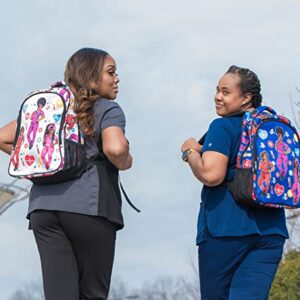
182;149;190;161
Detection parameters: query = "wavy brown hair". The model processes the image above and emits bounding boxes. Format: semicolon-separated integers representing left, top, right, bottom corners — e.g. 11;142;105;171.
64;48;109;137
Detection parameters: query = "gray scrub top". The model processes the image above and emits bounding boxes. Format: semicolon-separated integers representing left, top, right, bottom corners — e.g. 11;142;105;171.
28;98;126;229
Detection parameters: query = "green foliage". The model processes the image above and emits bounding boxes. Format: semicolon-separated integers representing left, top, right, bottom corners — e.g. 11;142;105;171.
269;250;300;300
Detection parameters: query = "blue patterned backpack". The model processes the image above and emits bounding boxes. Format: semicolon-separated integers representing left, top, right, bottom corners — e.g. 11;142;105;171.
227;106;300;209
8;81;87;184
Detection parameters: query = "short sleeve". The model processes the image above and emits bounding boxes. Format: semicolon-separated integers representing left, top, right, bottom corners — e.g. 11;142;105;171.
201;118;232;157
97;101;126;133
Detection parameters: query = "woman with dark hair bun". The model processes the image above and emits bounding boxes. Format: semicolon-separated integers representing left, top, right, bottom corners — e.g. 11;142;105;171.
181;66;287;299
0;48;132;300
226;65;263;108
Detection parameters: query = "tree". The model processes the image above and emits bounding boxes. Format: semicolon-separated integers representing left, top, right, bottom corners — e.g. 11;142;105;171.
108;277;131;300
269;250;300;300
9;275;199;300
138;276;199;300
8;281;44;300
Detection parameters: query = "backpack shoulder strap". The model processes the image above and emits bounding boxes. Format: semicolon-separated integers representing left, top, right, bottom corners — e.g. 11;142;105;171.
252;106;277;117
119;181;141;213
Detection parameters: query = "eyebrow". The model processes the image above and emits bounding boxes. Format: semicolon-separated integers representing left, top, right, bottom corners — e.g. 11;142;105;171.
216;86;231;90
106;65;116;69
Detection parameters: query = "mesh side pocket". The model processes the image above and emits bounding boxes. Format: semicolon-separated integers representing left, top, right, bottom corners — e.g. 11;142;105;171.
227;168;254;206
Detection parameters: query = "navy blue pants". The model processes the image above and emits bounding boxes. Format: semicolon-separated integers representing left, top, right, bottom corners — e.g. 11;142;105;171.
198;232;285;300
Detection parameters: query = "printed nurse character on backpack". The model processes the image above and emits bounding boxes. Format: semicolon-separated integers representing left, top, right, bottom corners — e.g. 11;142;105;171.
27;97;46;149
10;126;25;171
257;151;275;196
291;158;300;205
41;123;58;170
58;85;81;143
275;126;291;180
65;110;80;142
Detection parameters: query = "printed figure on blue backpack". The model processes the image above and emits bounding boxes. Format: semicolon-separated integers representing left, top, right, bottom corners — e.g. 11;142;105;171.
10;126;25;170
27;97;46;149
275;126;291;180
41;123;58;170
258;151;275;196
292;158;300;205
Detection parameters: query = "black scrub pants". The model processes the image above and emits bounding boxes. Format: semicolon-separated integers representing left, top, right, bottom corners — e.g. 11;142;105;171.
30;210;117;300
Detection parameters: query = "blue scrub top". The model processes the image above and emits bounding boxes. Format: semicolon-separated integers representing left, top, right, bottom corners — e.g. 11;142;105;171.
196;116;289;245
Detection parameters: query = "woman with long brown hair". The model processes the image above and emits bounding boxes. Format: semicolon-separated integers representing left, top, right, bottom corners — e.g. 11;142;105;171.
0;48;132;300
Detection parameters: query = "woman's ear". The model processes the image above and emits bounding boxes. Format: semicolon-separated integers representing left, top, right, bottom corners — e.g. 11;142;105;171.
68;83;76;95
242;93;253;107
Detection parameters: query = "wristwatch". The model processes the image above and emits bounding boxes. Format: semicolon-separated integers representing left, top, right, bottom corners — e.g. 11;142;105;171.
182;148;198;162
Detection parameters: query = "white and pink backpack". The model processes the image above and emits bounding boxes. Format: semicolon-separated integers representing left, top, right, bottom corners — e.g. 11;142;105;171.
8;81;87;184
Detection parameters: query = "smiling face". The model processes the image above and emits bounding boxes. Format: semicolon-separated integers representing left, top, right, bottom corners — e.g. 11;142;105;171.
214;73;253;117
98;55;120;100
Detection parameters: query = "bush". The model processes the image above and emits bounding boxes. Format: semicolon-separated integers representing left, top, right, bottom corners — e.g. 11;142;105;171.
269;250;300;300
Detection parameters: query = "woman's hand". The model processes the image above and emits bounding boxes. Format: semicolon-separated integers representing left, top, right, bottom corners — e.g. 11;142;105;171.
0;120;17;155
181;138;202;153
181;136;228;187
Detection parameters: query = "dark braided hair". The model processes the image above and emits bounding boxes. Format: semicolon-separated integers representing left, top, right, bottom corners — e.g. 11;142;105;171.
226;65;262;108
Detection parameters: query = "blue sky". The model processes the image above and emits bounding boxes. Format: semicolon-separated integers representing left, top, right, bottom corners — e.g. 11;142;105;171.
1;0;300;298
